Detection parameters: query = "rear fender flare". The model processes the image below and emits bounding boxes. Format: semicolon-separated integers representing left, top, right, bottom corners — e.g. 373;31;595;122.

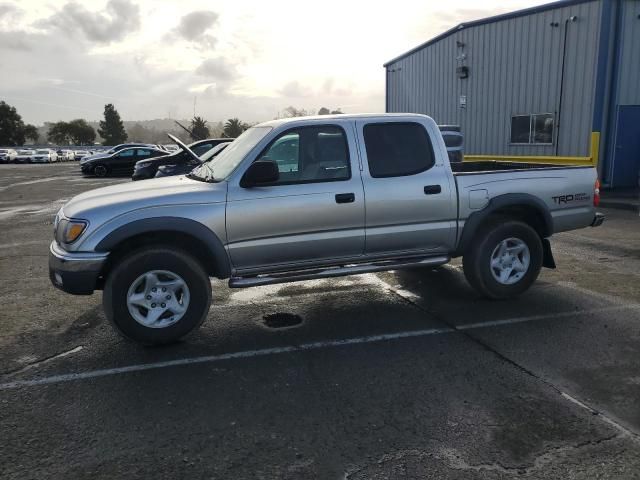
456;193;553;256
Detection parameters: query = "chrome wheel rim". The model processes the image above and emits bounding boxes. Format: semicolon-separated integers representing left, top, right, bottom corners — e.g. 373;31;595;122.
490;237;530;285
126;270;190;328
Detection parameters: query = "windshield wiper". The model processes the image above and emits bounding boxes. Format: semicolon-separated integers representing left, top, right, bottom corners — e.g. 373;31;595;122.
185;172;207;182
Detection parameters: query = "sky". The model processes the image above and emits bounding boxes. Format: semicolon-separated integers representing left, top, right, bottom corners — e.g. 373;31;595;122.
0;0;548;125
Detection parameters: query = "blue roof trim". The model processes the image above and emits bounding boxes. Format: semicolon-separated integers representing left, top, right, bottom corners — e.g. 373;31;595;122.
383;0;597;67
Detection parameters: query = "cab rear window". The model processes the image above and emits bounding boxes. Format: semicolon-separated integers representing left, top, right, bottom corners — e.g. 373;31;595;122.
363;122;435;178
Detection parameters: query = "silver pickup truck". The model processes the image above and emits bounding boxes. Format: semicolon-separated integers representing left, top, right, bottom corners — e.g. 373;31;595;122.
49;114;604;345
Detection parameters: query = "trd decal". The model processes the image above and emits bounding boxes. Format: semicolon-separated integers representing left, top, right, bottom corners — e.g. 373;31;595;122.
552;193;590;204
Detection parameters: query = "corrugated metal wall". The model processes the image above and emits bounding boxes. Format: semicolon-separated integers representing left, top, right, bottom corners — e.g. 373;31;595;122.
616;0;640;104
386;0;602;157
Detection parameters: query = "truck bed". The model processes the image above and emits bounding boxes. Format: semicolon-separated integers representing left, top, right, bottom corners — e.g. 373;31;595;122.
451;161;590;175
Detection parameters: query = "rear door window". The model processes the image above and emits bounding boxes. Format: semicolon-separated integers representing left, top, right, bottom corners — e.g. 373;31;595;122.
363;122;435;178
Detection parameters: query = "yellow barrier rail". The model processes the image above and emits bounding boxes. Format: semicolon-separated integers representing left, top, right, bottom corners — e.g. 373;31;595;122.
463;132;600;167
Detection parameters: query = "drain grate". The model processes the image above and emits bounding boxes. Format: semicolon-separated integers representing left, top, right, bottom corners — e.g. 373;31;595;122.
263;313;303;329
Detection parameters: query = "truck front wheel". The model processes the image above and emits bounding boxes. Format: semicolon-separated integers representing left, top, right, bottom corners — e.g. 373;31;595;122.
463;220;543;299
103;247;212;345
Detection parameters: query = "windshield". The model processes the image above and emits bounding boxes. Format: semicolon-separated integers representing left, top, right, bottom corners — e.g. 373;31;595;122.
189;127;271;182
199;142;230;163
36;150;49;154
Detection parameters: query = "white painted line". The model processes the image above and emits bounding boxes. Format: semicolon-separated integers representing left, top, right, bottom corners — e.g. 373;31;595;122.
458;304;639;330
560;391;640;441
2;302;639;390
0;327;453;390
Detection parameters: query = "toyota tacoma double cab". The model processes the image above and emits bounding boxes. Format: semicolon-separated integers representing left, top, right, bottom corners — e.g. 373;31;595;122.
49;114;604;345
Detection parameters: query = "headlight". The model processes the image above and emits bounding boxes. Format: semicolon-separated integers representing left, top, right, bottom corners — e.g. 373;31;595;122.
58;218;88;244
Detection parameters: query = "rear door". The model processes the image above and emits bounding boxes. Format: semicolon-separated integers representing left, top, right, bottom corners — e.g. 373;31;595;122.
355;118;457;256
226;123;365;271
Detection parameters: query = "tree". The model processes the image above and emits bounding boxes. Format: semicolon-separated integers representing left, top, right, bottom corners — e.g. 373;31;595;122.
223;118;248;138
330;109;343;114
47;122;70;145
0;101;27;146
47;119;96;145
67;119;96;145
98;104;127;145
282;106;311;118
190;116;210;140
23;124;40;143
317;107;331;115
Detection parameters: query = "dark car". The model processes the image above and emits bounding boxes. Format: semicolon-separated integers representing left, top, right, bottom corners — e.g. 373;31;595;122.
131;138;230;181
80;147;168;177
155;142;231;178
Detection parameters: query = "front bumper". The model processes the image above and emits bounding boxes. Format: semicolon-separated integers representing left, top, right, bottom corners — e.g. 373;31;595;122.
591;212;605;227
49;242;109;295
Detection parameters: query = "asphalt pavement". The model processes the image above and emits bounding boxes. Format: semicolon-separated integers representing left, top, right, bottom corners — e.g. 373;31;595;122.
1;163;639;479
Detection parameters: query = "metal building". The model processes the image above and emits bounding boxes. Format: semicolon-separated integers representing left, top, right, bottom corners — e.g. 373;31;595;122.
384;0;640;188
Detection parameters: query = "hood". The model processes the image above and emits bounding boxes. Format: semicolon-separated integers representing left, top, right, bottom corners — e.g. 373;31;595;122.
81;152;110;163
62;175;227;221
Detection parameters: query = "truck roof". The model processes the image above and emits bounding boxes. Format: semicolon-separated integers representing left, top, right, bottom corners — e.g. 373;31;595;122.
258;113;432;128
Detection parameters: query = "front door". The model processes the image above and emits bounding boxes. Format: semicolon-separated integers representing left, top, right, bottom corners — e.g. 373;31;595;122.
612;105;640;188
226;123;365;272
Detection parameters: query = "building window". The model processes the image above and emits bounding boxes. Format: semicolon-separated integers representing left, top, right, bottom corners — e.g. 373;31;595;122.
510;113;554;145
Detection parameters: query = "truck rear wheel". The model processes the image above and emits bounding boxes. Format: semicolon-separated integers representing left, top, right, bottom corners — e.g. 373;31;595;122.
103;247;212;345
463;220;543;299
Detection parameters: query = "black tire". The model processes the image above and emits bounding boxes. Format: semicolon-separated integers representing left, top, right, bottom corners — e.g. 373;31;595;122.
462;220;543;299
93;164;108;177
103;247;212;345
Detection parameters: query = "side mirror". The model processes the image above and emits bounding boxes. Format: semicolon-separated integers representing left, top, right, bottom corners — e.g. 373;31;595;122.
240;160;279;188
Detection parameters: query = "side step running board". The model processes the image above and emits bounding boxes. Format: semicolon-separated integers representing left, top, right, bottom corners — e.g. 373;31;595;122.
228;255;450;288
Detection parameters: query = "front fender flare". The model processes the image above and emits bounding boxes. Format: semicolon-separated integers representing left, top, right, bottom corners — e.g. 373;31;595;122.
95;216;231;278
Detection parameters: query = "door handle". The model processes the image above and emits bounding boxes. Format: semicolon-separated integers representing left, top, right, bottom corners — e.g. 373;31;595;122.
424;185;442;195
335;193;355;203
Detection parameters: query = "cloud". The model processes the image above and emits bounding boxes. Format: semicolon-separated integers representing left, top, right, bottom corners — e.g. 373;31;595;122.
279;81;313;98
0;3;19;19
172;10;218;49
322;78;352;97
0;31;36;50
43;0;141;44
195;58;235;82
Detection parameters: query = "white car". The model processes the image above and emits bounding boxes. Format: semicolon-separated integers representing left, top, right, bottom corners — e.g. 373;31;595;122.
73;150;90;161
60;150;75;161
15;149;37;163
0;148;17;163
31;149;58;163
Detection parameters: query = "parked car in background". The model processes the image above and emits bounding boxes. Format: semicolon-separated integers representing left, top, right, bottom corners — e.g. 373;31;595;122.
81;143;157;163
73;150;91;161
81;146;168;177
132;137;231;180
155;141;231;178
15;149;37;163
56;149;75;162
31;149;58;163
162;144;180;152
0;148;18;163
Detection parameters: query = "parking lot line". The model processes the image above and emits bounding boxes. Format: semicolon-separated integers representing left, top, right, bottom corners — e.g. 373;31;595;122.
2;302;639;391
0;327;454;390
457;304;639;330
